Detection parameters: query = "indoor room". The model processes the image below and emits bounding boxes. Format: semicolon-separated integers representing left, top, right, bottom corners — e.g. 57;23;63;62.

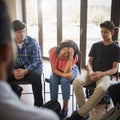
1;0;120;120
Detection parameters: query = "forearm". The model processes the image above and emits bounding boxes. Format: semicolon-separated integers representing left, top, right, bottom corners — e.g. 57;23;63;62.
64;60;73;73
64;48;74;73
52;67;65;77
29;44;43;71
100;62;119;77
27;62;42;71
102;67;118;76
87;62;93;73
24;68;30;76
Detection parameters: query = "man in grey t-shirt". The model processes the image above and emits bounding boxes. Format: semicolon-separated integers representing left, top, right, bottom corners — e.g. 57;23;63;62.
0;1;59;120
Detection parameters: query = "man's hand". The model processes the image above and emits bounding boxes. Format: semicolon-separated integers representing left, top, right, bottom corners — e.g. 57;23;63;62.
13;68;26;80
89;71;104;81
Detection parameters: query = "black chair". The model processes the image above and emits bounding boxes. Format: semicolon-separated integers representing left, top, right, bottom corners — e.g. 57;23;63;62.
85;83;110;103
43;51;82;111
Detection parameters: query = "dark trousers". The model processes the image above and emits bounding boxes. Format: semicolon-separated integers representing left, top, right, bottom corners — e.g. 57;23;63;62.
8;68;43;107
108;83;120;106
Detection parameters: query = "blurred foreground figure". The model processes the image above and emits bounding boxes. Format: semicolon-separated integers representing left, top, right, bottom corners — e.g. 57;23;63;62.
0;1;59;120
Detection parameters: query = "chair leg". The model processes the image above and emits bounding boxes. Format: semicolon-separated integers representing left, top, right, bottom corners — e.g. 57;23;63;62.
41;73;46;103
72;89;74;111
44;79;46;103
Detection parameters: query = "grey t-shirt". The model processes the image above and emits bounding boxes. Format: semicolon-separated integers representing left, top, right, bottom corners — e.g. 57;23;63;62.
0;81;59;120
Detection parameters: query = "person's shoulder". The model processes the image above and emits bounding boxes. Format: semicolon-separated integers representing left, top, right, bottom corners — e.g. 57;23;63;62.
92;41;102;47
49;47;56;53
25;36;39;45
94;41;102;45
112;42;120;47
25;36;37;42
0;102;59;120
109;42;120;52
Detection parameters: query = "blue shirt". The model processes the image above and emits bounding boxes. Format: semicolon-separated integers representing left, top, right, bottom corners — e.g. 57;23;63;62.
15;36;43;71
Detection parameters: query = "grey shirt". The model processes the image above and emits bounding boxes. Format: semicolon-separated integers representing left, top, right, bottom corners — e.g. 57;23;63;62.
0;81;59;120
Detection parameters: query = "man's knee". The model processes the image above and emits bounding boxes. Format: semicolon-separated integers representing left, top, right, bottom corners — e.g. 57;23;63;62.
30;70;41;80
73;77;82;89
97;76;110;91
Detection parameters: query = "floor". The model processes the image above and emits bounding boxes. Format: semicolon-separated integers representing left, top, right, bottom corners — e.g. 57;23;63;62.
20;59;119;120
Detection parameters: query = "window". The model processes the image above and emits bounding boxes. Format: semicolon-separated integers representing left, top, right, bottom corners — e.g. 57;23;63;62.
25;0;38;42
62;0;80;46
86;0;111;64
24;0;119;68
42;0;57;57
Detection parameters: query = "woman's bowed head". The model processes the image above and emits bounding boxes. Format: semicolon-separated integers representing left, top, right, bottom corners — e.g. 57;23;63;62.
56;40;79;61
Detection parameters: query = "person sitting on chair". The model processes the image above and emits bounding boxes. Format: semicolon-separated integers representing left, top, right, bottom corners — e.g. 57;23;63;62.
8;20;43;107
66;21;120;120
0;1;59;120
108;83;120;107
49;40;79;119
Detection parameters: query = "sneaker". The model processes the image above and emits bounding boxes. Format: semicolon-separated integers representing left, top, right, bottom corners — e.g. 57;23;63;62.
61;109;68;119
65;111;86;120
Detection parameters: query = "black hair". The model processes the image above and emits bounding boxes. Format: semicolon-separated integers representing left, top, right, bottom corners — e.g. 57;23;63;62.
0;0;12;47
56;39;79;58
100;21;115;31
12;20;26;32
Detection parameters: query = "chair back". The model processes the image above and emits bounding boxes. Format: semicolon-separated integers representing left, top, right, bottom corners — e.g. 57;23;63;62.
76;50;82;74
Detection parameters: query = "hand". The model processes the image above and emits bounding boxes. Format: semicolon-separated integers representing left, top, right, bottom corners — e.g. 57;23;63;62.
13;68;25;80
89;71;103;81
68;48;74;60
64;72;74;79
89;71;96;81
94;71;104;79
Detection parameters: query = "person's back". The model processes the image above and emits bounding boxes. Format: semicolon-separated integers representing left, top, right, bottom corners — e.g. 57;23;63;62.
0;1;59;120
0;82;59;120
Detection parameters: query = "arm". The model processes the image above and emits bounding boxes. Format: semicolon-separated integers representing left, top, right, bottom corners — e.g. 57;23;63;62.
50;62;73;79
87;56;94;74
63;48;74;73
87;56;97;81
13;68;30;80
102;62;119;76
87;57;119;81
93;62;119;81
27;40;43;72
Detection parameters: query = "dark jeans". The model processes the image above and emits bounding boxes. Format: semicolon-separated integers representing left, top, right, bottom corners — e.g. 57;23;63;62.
8;68;43;107
108;83;120;106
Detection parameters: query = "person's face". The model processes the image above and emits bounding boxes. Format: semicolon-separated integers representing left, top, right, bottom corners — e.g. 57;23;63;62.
100;27;114;41
15;28;26;43
58;47;69;60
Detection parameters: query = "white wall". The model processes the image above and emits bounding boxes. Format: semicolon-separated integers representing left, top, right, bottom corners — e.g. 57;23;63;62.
4;0;23;21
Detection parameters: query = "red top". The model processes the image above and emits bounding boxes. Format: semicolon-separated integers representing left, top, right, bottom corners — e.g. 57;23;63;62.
49;47;78;71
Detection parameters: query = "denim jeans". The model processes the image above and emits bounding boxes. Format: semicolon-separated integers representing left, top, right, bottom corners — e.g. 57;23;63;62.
50;65;79;100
